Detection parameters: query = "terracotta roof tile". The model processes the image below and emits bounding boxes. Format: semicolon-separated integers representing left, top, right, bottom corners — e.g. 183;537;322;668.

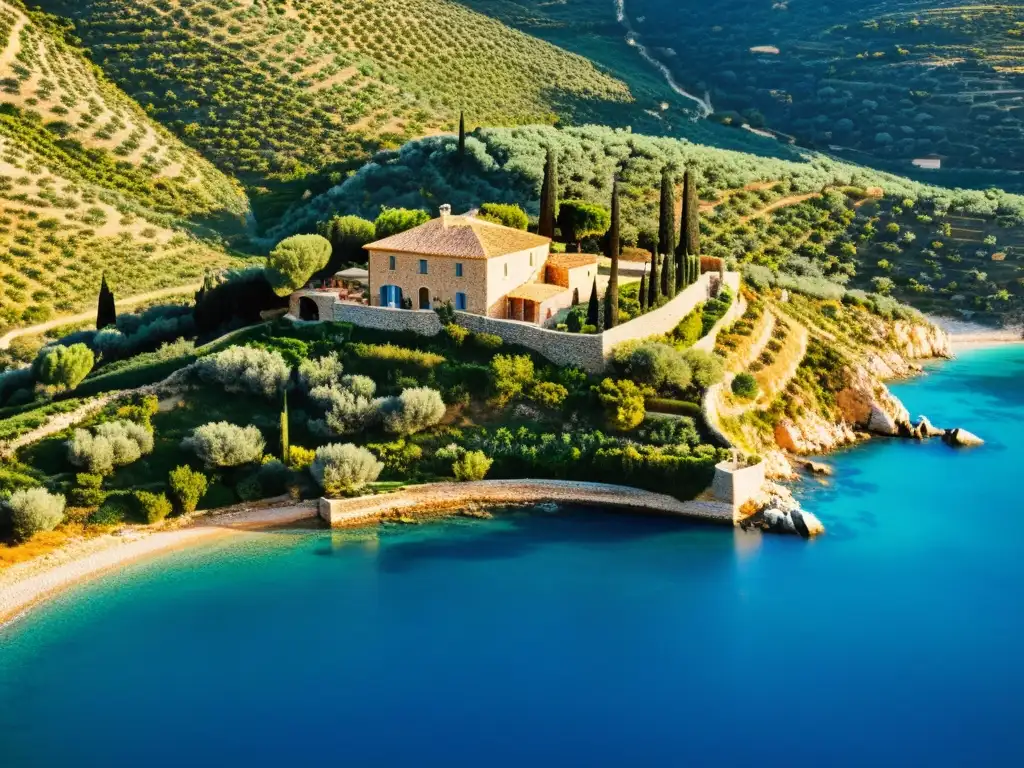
506;283;569;302
366;214;550;259
547;253;600;270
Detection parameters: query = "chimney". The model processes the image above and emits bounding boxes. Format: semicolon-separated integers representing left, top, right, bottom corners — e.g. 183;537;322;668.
439;203;452;226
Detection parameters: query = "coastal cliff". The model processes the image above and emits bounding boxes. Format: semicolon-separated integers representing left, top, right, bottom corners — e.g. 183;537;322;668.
719;295;952;462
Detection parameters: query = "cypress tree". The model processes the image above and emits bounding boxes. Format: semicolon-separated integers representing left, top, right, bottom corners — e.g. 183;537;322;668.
604;179;621;329
681;169;700;260
658;167;677;264
96;273;117;329
638;265;648;310
458;111;466;158
538;149;558;239
648;252;660;308
280;389;290;464
587;278;600;329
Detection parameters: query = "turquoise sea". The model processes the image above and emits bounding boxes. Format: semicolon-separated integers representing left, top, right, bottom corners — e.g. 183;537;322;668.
1;346;1022;766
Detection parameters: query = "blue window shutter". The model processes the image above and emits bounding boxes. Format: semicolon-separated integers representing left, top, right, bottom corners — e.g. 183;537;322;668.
455;262;463;277
456;292;467;311
419;259;428;274
389;255;396;270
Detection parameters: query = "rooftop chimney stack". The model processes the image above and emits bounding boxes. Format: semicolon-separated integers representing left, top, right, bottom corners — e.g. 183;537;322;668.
439;204;452;226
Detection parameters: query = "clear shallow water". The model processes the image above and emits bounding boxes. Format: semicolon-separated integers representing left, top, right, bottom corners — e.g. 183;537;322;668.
2;346;1023;767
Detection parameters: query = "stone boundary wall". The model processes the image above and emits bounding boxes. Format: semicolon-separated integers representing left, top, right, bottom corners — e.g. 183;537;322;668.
334;302;442;336
601;274;713;353
455;312;606;372
693;294;746;353
319;479;735;527
291;273;741;375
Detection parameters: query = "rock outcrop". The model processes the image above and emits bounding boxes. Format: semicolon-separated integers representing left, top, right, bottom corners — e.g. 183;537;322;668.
742;482;825;538
943;428;985;448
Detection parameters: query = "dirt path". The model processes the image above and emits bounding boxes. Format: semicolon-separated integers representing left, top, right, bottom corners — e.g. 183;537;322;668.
738;192;820;224
0;283;202;350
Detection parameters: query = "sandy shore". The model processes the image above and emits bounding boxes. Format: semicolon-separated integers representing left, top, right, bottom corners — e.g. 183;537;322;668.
928;315;1023;349
0;503;317;628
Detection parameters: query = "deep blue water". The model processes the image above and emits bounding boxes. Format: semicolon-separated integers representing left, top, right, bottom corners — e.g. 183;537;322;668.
2;346;1023;767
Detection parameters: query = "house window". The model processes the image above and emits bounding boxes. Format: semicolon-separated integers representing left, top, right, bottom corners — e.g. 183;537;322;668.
455;292;467;311
530;252;534;267
504;263;508;278
419;259;428;275
455;262;463;277
389;255;396;270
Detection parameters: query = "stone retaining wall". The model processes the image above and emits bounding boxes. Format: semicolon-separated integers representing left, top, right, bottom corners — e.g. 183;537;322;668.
290;274;742;375
455;312;606;372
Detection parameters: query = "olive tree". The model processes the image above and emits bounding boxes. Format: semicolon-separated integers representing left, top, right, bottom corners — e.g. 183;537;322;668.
35;344;95;392
310;443;383;495
6;488;66;540
557;200;611;252
265;234;332;296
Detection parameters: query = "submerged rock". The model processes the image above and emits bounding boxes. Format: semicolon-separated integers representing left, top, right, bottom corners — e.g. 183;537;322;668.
743;482;824;538
943;428;985;448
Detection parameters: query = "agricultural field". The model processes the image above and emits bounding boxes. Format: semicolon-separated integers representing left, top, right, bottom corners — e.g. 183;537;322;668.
36;0;648;187
622;0;1024;189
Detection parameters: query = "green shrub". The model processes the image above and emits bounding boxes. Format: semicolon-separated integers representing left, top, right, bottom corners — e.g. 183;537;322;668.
6;487;66;540
529;381;568;409
310;443;383;495
645;398;703;418
89;496;130;527
168;465;208;514
367;439;423;475
374;207;430;239
67;420;154;475
489;354;535;406
478;203;528;230
443;323;469;346
472;332;503;351
348;343;445;368
195;346;291;400
235;475;264;502
452;450;493;481
288;445;316;469
382;387;446;435
595;378;650;432
135;491;172;524
182;422;265;468
258;459;289;496
298;353;344;392
684;349;725;390
617;342;692;395
35;344;94;392
732;373;759;400
673;308;704;347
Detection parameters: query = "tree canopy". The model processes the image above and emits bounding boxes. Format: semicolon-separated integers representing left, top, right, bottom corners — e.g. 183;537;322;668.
557;200;610;252
265;234;332;296
478;202;528;230
374;207;430;239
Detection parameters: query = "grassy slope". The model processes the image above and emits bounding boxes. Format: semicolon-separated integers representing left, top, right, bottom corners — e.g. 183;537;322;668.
0;1;251;334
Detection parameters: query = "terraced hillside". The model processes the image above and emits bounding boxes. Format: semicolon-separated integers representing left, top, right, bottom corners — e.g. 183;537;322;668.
278;125;1024;325
622;0;1024;188
0;1;249;335
38;0;645;184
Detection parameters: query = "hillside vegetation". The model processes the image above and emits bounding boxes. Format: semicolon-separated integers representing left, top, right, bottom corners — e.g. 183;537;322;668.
0;1;249;335
624;0;1024;188
277;124;1024;324
38;0;646;185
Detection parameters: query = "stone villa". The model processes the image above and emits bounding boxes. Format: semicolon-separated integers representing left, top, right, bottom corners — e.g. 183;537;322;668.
365;205;598;325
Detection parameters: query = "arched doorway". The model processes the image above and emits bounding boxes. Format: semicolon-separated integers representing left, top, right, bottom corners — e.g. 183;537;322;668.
298;297;319;321
418;286;430;310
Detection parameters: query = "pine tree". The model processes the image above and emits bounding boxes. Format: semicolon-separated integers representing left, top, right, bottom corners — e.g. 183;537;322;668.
648;253;660;308
604;179;621;328
538;149;558;239
638;266;648;310
587;278;600;328
681;169;700;260
458;111;466;158
280;389;290;464
96;273;117;329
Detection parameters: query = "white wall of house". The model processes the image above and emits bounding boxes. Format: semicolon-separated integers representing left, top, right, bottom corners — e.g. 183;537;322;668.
484;244;550;318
